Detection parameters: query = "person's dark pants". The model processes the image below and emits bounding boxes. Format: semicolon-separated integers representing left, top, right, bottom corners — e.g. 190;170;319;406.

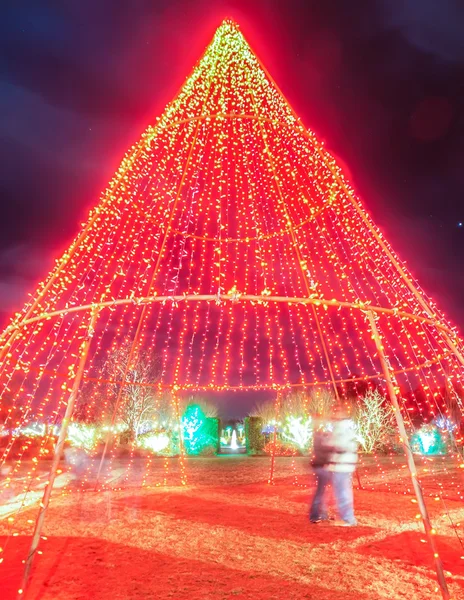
309;467;331;521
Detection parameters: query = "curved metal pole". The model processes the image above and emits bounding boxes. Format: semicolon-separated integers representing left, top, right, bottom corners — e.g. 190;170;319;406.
8;294;455;339
367;310;450;600
18;309;99;598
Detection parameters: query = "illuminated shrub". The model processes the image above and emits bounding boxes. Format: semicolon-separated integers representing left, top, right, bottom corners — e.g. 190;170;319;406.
245;416;264;454
66;422;100;452
281;415;313;453
137;432;171;454
352;390;396;454
181;405;219;455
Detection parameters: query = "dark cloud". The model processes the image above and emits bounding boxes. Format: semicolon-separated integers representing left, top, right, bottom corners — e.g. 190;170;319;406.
375;0;464;63
0;243;52;314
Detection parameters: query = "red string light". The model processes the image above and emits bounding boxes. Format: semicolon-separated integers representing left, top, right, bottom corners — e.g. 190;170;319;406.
0;19;463;598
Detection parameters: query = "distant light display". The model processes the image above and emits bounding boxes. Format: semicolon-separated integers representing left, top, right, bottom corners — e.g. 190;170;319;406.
137;432;170;453
411;425;446;456
281;415;312;451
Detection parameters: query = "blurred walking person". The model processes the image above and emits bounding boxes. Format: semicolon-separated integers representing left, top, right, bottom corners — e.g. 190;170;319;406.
329;407;358;526
309;419;332;523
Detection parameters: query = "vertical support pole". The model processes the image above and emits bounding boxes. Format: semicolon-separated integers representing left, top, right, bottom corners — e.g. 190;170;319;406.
367;310;450;600
268;391;281;485
310;305;342;403
172;387;187;486
18;308;99;598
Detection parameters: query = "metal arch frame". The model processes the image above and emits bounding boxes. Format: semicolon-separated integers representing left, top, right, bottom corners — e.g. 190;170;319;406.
8;32;458;600
1;293;461;393
3;293;457;335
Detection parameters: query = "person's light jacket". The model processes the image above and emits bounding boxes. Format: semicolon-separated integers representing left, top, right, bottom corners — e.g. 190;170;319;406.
328;418;358;473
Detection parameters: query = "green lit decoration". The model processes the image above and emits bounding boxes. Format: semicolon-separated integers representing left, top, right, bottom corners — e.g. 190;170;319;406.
410;424;446;456
181;404;218;455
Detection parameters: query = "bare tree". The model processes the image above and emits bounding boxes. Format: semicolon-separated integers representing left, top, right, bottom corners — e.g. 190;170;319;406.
353;390;396;453
251;399;277;426
281;392;308;421
179;395;218;418
101;343;160;441
252;389;335;427
307;389;336;419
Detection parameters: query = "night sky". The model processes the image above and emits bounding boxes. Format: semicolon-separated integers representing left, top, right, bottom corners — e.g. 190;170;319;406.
1;0;463;334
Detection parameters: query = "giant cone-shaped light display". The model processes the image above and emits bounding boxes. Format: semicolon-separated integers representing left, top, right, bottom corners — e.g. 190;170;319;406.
1;21;463;598
1;20;463;467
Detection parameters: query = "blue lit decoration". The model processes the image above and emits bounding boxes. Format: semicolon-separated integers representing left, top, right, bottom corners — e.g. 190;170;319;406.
410;424;446;456
433;415;458;434
262;423;278;435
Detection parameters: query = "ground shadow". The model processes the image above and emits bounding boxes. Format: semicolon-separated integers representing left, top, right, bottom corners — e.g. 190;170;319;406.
356;530;464;576
1;535;371;600
111;492;376;544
